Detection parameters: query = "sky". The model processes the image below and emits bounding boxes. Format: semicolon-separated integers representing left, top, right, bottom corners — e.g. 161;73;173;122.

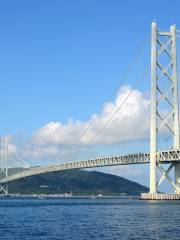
0;0;180;190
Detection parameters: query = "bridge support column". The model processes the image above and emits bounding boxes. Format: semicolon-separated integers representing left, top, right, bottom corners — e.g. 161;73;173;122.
171;24;180;194
150;21;157;193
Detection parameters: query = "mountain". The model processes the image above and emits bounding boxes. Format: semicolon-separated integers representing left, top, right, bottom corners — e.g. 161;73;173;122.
8;170;149;196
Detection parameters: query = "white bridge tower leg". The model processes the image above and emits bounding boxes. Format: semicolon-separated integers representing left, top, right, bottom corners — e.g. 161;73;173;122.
171;25;180;193
150;22;157;193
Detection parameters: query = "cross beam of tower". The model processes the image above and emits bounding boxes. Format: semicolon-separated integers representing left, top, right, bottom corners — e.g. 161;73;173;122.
150;22;180;193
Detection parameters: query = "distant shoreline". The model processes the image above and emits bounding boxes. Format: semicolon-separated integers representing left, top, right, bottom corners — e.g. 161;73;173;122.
0;194;138;199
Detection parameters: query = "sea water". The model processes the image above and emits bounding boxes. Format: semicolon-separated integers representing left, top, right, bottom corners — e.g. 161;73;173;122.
0;197;179;240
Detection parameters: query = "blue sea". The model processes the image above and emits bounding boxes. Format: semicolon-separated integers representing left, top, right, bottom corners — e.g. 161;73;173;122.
0;197;179;240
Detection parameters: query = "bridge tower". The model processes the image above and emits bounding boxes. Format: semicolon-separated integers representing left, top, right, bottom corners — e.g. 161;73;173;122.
0;136;8;194
150;22;180;194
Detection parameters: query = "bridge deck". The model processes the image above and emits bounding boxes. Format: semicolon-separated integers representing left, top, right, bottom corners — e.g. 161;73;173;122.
0;150;180;184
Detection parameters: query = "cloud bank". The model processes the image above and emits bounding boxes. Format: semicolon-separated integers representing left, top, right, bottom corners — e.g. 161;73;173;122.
33;86;150;147
9;86;150;164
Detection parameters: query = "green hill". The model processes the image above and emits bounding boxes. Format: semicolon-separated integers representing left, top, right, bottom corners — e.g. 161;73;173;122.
8;169;149;196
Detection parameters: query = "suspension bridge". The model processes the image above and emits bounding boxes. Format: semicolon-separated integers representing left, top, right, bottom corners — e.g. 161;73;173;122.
1;22;180;199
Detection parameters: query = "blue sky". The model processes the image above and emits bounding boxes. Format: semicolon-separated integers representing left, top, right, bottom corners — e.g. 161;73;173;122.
0;0;179;135
0;0;180;190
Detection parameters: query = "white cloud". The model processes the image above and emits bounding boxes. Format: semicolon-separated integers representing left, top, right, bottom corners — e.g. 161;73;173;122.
22;145;59;159
10;85;150;165
8;143;17;155
32;86;150;149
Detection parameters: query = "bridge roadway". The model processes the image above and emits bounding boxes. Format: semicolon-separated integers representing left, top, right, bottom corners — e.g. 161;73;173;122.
1;150;180;184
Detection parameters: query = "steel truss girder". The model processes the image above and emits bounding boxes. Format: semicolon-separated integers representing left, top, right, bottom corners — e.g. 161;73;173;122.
0;150;180;184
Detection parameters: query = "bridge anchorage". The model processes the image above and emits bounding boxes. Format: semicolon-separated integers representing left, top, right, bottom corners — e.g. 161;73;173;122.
0;22;180;200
